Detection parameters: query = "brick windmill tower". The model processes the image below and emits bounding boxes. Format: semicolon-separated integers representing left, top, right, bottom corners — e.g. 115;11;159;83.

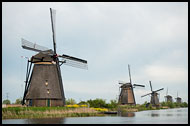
21;8;88;107
118;65;145;105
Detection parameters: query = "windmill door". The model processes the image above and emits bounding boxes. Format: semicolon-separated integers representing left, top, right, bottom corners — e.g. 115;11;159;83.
47;99;51;107
29;100;32;106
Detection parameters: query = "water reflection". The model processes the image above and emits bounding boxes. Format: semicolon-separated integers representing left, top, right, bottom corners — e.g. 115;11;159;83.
177;109;182;112
177;114;182;116
2;108;188;124
119;112;135;117
166;114;173;116
151;113;159;117
25;118;65;124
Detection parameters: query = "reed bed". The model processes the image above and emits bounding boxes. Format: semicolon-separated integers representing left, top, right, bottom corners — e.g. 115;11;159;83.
2;107;102;119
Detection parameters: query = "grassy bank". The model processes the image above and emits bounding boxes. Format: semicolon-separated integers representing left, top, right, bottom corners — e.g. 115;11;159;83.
2;99;188;119
118;101;188;112
2;106;105;119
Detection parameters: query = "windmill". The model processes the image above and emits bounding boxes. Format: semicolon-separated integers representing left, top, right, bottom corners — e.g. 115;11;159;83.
141;81;164;106
175;92;182;103
118;64;145;105
21;8;88;107
164;87;173;103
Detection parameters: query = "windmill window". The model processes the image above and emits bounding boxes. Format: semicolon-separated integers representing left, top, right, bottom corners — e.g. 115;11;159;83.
47;89;50;94
45;80;48;86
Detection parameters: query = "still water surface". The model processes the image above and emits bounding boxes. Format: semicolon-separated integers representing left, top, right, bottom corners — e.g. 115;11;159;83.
2;108;188;124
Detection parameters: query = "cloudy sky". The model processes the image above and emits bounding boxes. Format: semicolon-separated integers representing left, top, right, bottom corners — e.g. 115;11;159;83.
2;2;188;104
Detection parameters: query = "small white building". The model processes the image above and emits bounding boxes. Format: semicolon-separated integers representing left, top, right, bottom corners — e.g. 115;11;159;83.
2;104;6;108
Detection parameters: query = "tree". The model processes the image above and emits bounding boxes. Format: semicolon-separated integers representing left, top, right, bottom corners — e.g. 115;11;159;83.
66;98;76;105
15;98;22;104
78;100;88;105
180;102;188;107
3;99;11;104
107;99;118;109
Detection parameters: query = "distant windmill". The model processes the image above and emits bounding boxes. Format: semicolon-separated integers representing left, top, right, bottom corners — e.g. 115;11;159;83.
164;87;173;103
118;64;145;105
175;92;182;103
141;81;164;106
21;8;88;107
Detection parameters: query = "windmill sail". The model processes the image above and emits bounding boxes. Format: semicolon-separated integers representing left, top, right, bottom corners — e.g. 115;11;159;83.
50;8;56;54
154;88;164;93
141;93;151;97
22;38;50;52
128;64;132;84
59;54;88;69
133;84;145;87
60;54;87;63
149;81;153;92
60;58;88;69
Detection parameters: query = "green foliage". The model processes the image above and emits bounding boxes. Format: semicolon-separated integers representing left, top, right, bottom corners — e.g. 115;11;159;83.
66;98;76;105
147;104;152;109
174;102;180;107
79;99;118;110
15;98;22;104
161;101;188;108
78;101;88;105
138;103;148;111
179;102;188;107
3;99;11;104
107;99;118;109
168;101;176;108
161;101;166;106
87;98;107;108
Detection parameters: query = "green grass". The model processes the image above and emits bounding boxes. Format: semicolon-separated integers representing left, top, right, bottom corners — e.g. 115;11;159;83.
2;102;188;119
2;107;102;119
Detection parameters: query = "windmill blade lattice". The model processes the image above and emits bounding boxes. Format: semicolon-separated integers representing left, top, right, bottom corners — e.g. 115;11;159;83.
59;54;88;69
22;38;50;52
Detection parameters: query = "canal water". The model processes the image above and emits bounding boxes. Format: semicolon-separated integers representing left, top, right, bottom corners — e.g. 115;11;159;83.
2;108;188;124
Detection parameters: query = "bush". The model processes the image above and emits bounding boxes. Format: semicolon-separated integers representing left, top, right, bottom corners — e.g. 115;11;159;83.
3;99;11;104
147;104;152;109
87;98;107;108
180;102;188;107
161;101;166;106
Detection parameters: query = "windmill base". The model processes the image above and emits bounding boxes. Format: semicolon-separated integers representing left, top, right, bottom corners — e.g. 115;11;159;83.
26;99;64;107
